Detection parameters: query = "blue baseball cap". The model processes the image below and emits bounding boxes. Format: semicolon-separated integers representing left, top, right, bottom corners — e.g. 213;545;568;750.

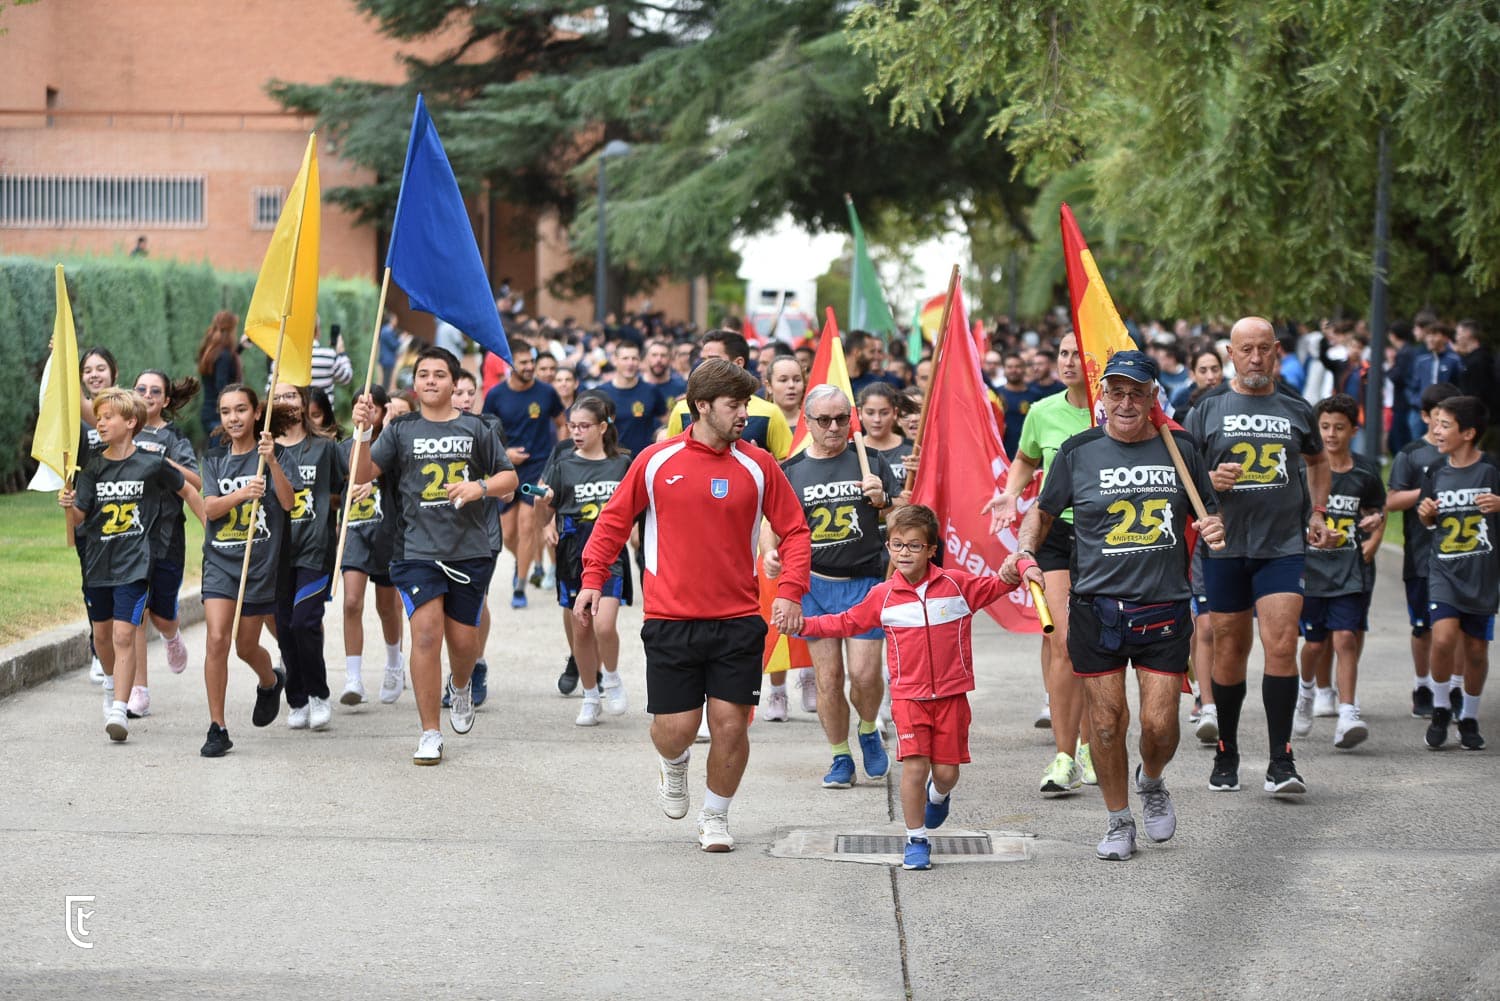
1101;350;1159;383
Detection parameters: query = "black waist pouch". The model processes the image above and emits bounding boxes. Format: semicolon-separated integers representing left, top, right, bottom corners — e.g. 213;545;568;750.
1091;597;1190;652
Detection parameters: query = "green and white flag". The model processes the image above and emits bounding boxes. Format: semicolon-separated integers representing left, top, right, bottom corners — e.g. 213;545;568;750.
845;195;896;335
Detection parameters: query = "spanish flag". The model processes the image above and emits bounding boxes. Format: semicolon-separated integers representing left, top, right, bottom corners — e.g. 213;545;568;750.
788;307;861;455
245;134;321;387
29;264;81;490
1060;203;1136;417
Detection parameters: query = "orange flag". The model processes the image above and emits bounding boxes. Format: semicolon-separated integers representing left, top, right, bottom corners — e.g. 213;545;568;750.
788;306;861;455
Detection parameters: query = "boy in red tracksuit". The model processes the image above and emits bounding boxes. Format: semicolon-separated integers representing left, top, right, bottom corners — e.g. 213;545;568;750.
799;503;1019;870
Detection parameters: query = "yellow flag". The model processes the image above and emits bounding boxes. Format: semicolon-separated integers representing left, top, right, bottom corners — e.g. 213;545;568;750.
245;134;320;386
30;264;82;485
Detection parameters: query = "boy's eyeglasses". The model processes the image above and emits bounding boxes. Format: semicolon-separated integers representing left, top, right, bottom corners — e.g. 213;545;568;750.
887;540;930;553
811;413;851;428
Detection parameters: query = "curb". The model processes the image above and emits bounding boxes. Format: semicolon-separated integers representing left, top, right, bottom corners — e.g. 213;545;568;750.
0;587;205;701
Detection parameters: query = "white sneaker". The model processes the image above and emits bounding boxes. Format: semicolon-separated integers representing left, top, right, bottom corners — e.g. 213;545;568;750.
762;688;789;722
1293;690;1315;738
308;696;332;731
798;667;817;713
1195;704;1220;744
1034;701;1053;729
101;683;115;722
576;699;603;727
658;754;690;819
413;729;443;765
165;632;189;674
601;676;629;716
287;703;310;730
695;714;711;743
1333;705;1368;749
379;656;405;704
340;673;365;706
697;809;734;852
1313;689;1339;718
448;681;475;734
89;655;106;684
105;704;128;742
542;564;556;589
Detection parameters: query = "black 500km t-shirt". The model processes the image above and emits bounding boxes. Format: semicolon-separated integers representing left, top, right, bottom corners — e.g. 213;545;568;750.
75;449;185;587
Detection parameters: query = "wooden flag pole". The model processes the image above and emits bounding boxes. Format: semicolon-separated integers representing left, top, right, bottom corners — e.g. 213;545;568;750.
852;430;873;481
329;266;393;599
1155;421;1224;549
63;451;74;545
231;315;289;647
904;264;961;494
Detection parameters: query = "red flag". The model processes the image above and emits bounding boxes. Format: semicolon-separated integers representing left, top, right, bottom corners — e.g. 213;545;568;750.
789;307;861;455
912;281;1041;633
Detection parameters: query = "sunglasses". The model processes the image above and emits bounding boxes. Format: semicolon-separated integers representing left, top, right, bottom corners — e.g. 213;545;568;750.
134;385;165;397
811;413;851;428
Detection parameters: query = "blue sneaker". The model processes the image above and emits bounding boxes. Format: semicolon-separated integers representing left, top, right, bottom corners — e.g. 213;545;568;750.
822;753;856;788
858;729;890;779
510;589;527;610
924;781;951;830
903;837;932;870
472;661;488;707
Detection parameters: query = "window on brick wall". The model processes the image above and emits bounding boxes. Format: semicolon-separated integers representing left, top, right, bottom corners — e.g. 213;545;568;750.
0;174;205;228
251;186;285;230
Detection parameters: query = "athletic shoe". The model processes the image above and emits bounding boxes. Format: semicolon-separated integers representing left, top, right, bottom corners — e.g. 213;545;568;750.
126;686;150;719
822;753;857;789
557;655;579;696
1458;717;1485;751
1196;704;1220;744
528;566;546;589
472;662;490;707
200;722;233;757
413;729;443;765
1209;743;1240;791
448;681;475;734
602;675;628;716
762;688;789;722
442;676;453;709
658;754;690;819
903;838;932;870
924;781;951;830
89;655;106;684
165;633;188;674
1425;707;1452;750
1039;752;1082;796
1135;765;1176;843
379;657;405;704
1264;755;1307;795
101;683;114;723
1411;686;1434;718
1293;690;1315;738
1077;741;1097;786
1450;688;1463;717
575;699;602;727
1096;816;1137;861
340;673;365;706
697;809;734;852
510;589;527;609
695;714;711;743
798;668;817;713
1333;705;1367;749
1313;689;1338;718
105;704;129;742
1188;696;1202;725
308;696;331;731
287;703;310;730
1034;702;1052;729
858;729;890;779
541;564;556;590
252;668;285;727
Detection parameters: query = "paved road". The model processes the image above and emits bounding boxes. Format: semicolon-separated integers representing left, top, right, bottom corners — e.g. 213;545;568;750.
3;553;1497;1000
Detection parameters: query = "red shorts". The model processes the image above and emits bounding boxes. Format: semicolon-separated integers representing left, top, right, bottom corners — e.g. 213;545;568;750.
890;694;972;765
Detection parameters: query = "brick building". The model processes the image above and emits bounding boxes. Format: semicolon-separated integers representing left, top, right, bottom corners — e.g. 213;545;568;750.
0;0;703;331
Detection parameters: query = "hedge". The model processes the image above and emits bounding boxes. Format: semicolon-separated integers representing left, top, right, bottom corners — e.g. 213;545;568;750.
1;254;379;491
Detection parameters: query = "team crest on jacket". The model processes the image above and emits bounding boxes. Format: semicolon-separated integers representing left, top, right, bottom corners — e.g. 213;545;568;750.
710;478;729;499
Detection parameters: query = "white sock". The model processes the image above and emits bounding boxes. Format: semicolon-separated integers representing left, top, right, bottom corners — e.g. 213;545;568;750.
582;685;600;701
1299;680;1315;693
1462;692;1482;721
1416;675;1433;692
385;643;402;666
1432;678;1453;707
906;826;927;842
103;679;115;694
1338;701;1358;715
346;655;362;677
928;781;948;805
601;669;621;688
703;789;732;814
161;628;179;642
665;749;689;766
111;699;128;713
771;682;787;695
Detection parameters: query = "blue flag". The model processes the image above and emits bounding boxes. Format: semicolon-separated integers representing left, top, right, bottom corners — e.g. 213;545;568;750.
387;94;511;363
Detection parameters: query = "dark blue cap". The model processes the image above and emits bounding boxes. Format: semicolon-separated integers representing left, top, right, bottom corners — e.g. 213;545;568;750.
1101;349;1159;383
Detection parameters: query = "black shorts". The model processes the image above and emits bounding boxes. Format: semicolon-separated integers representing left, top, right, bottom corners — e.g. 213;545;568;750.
1036;517;1075;573
641;615;767;714
1068;595;1192;677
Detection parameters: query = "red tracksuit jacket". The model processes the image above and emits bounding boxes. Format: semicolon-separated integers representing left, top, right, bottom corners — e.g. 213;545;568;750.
800;563;1016;700
581;429;811;621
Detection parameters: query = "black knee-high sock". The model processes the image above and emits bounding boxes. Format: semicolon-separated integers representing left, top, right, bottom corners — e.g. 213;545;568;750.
1263;674;1299;757
1212;680;1247;754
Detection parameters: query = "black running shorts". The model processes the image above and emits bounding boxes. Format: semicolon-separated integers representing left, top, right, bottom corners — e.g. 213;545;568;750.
1036;516;1075;574
641;615;768;714
1067;595;1192;677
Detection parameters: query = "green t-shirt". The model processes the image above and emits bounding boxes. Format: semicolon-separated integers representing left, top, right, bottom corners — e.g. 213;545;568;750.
1015;391;1092;524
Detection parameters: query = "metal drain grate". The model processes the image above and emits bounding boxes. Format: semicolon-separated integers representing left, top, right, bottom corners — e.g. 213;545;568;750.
835;834;993;856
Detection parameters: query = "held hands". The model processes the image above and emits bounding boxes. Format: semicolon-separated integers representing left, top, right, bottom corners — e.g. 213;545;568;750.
861;474;884;505
573;588;601;626
1209;462;1243;493
763;547;782;580
1020;561;1045;591
983;493;1017;536
1305;512;1332;549
770;597;803;635
1198;514;1227;551
999;551;1022;585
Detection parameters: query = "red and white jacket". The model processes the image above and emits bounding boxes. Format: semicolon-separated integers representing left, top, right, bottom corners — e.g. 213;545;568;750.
800;563;1015;701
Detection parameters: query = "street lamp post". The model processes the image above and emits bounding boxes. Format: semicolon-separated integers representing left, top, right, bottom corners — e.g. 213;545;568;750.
595;139;632;326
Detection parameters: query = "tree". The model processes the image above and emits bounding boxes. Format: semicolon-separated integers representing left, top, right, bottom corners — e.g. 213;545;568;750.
849;1;1500;321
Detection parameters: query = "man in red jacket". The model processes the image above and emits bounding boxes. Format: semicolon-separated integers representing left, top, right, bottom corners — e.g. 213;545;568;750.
577;359;811;853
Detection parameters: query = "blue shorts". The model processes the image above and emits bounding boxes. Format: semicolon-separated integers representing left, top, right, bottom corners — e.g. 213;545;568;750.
1405;578;1431;636
1300;593;1370;642
1429;603;1495;641
802;575;883;641
558;573;625;610
391;556;496;626
84;580;150;626
1191;594;1210;618
1203;554;1304;614
501;460;547;512
146;560;183;621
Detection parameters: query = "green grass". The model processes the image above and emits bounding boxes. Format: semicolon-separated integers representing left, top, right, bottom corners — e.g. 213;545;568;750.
0;490;202;647
1380;456;1405;549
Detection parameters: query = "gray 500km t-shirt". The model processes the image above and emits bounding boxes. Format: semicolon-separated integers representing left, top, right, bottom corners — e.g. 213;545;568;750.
1304;456;1385;597
781;447;901;579
1038;428;1209;602
201;445;303;605
1421;456;1500;615
75;449;185;587
1184;383;1321;559
338;436;397;577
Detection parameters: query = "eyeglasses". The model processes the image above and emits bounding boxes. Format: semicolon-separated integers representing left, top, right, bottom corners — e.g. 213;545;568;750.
888;540;930;553
811;413;852;428
1103;388;1152;402
133;385;164;397
566;422;598;432
273;393;302;403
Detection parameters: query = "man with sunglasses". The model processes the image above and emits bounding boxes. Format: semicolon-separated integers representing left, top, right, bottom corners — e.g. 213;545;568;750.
769;384;904;788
